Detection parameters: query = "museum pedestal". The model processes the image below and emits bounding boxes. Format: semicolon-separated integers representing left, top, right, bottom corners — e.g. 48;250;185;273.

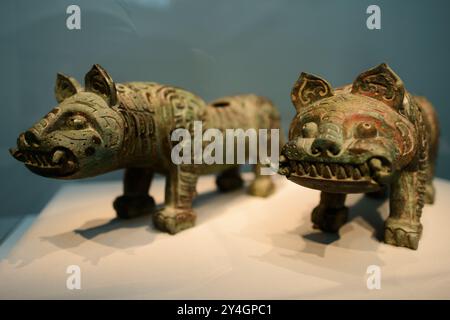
1;174;449;299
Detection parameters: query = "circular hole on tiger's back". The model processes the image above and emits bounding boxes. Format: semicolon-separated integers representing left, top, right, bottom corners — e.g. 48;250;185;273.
212;101;230;108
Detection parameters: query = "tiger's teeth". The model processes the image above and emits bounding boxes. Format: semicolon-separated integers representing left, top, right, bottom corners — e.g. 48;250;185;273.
37;155;45;166
323;165;332;179
309;164;318;177
290;161;298;174
353;168;362;180
31;154;39;165
30;154;38;165
337;166;346;179
52;150;65;164
40;154;48;166
297;163;306;175
317;163;325;176
297;162;378;180
330;164;338;176
303;162;311;174
360;163;370;176
344;164;353;177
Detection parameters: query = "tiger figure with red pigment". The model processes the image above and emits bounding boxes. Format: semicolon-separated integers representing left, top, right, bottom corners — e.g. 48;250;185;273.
279;63;439;250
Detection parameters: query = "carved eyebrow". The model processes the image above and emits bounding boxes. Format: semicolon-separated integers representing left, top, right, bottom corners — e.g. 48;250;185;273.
59;133;89;141
351;112;386;122
298;108;323;121
71;100;99;112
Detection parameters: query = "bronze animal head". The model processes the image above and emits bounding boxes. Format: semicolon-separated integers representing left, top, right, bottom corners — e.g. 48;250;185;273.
279;63;417;193
10;65;124;179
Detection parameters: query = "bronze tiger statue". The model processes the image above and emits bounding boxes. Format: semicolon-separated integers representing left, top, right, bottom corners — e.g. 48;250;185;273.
10;64;281;234
279;63;439;250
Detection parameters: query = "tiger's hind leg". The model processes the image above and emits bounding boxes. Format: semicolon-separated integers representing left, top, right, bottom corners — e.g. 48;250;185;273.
424;163;436;205
114;168;156;219
248;164;275;198
216;166;244;192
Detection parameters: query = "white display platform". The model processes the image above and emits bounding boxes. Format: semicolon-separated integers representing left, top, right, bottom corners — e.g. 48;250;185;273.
1;174;450;299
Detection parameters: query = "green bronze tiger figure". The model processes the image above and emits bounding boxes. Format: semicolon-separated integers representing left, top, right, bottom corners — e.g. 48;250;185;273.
10;64;280;234
279;63;439;250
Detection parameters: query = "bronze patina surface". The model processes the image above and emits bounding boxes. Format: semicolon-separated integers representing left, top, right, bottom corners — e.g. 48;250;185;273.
279;63;439;250
10;64;281;234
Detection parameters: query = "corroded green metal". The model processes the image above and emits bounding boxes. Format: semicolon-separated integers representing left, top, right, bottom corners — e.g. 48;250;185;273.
279;63;439;250
10;64;280;234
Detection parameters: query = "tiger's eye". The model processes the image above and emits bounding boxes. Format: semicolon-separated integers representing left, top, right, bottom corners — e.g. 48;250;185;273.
92;136;101;145
73;119;84;129
356;122;377;138
301;122;318;138
66;115;87;130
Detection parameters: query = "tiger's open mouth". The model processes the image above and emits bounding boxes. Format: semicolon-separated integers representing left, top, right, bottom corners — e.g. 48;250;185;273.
278;156;391;193
9;147;79;178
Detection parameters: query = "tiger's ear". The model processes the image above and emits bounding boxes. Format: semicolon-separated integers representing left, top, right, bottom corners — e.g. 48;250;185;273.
351;63;405;110
55;73;81;103
291;72;334;112
85;64;118;106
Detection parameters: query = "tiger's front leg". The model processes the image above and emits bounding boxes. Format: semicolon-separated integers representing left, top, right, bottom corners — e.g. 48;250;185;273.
384;170;424;250
153;165;198;234
311;192;348;233
114;168;156;219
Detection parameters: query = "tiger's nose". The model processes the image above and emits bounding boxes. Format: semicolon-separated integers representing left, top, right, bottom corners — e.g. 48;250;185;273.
311;137;341;156
23;131;41;148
